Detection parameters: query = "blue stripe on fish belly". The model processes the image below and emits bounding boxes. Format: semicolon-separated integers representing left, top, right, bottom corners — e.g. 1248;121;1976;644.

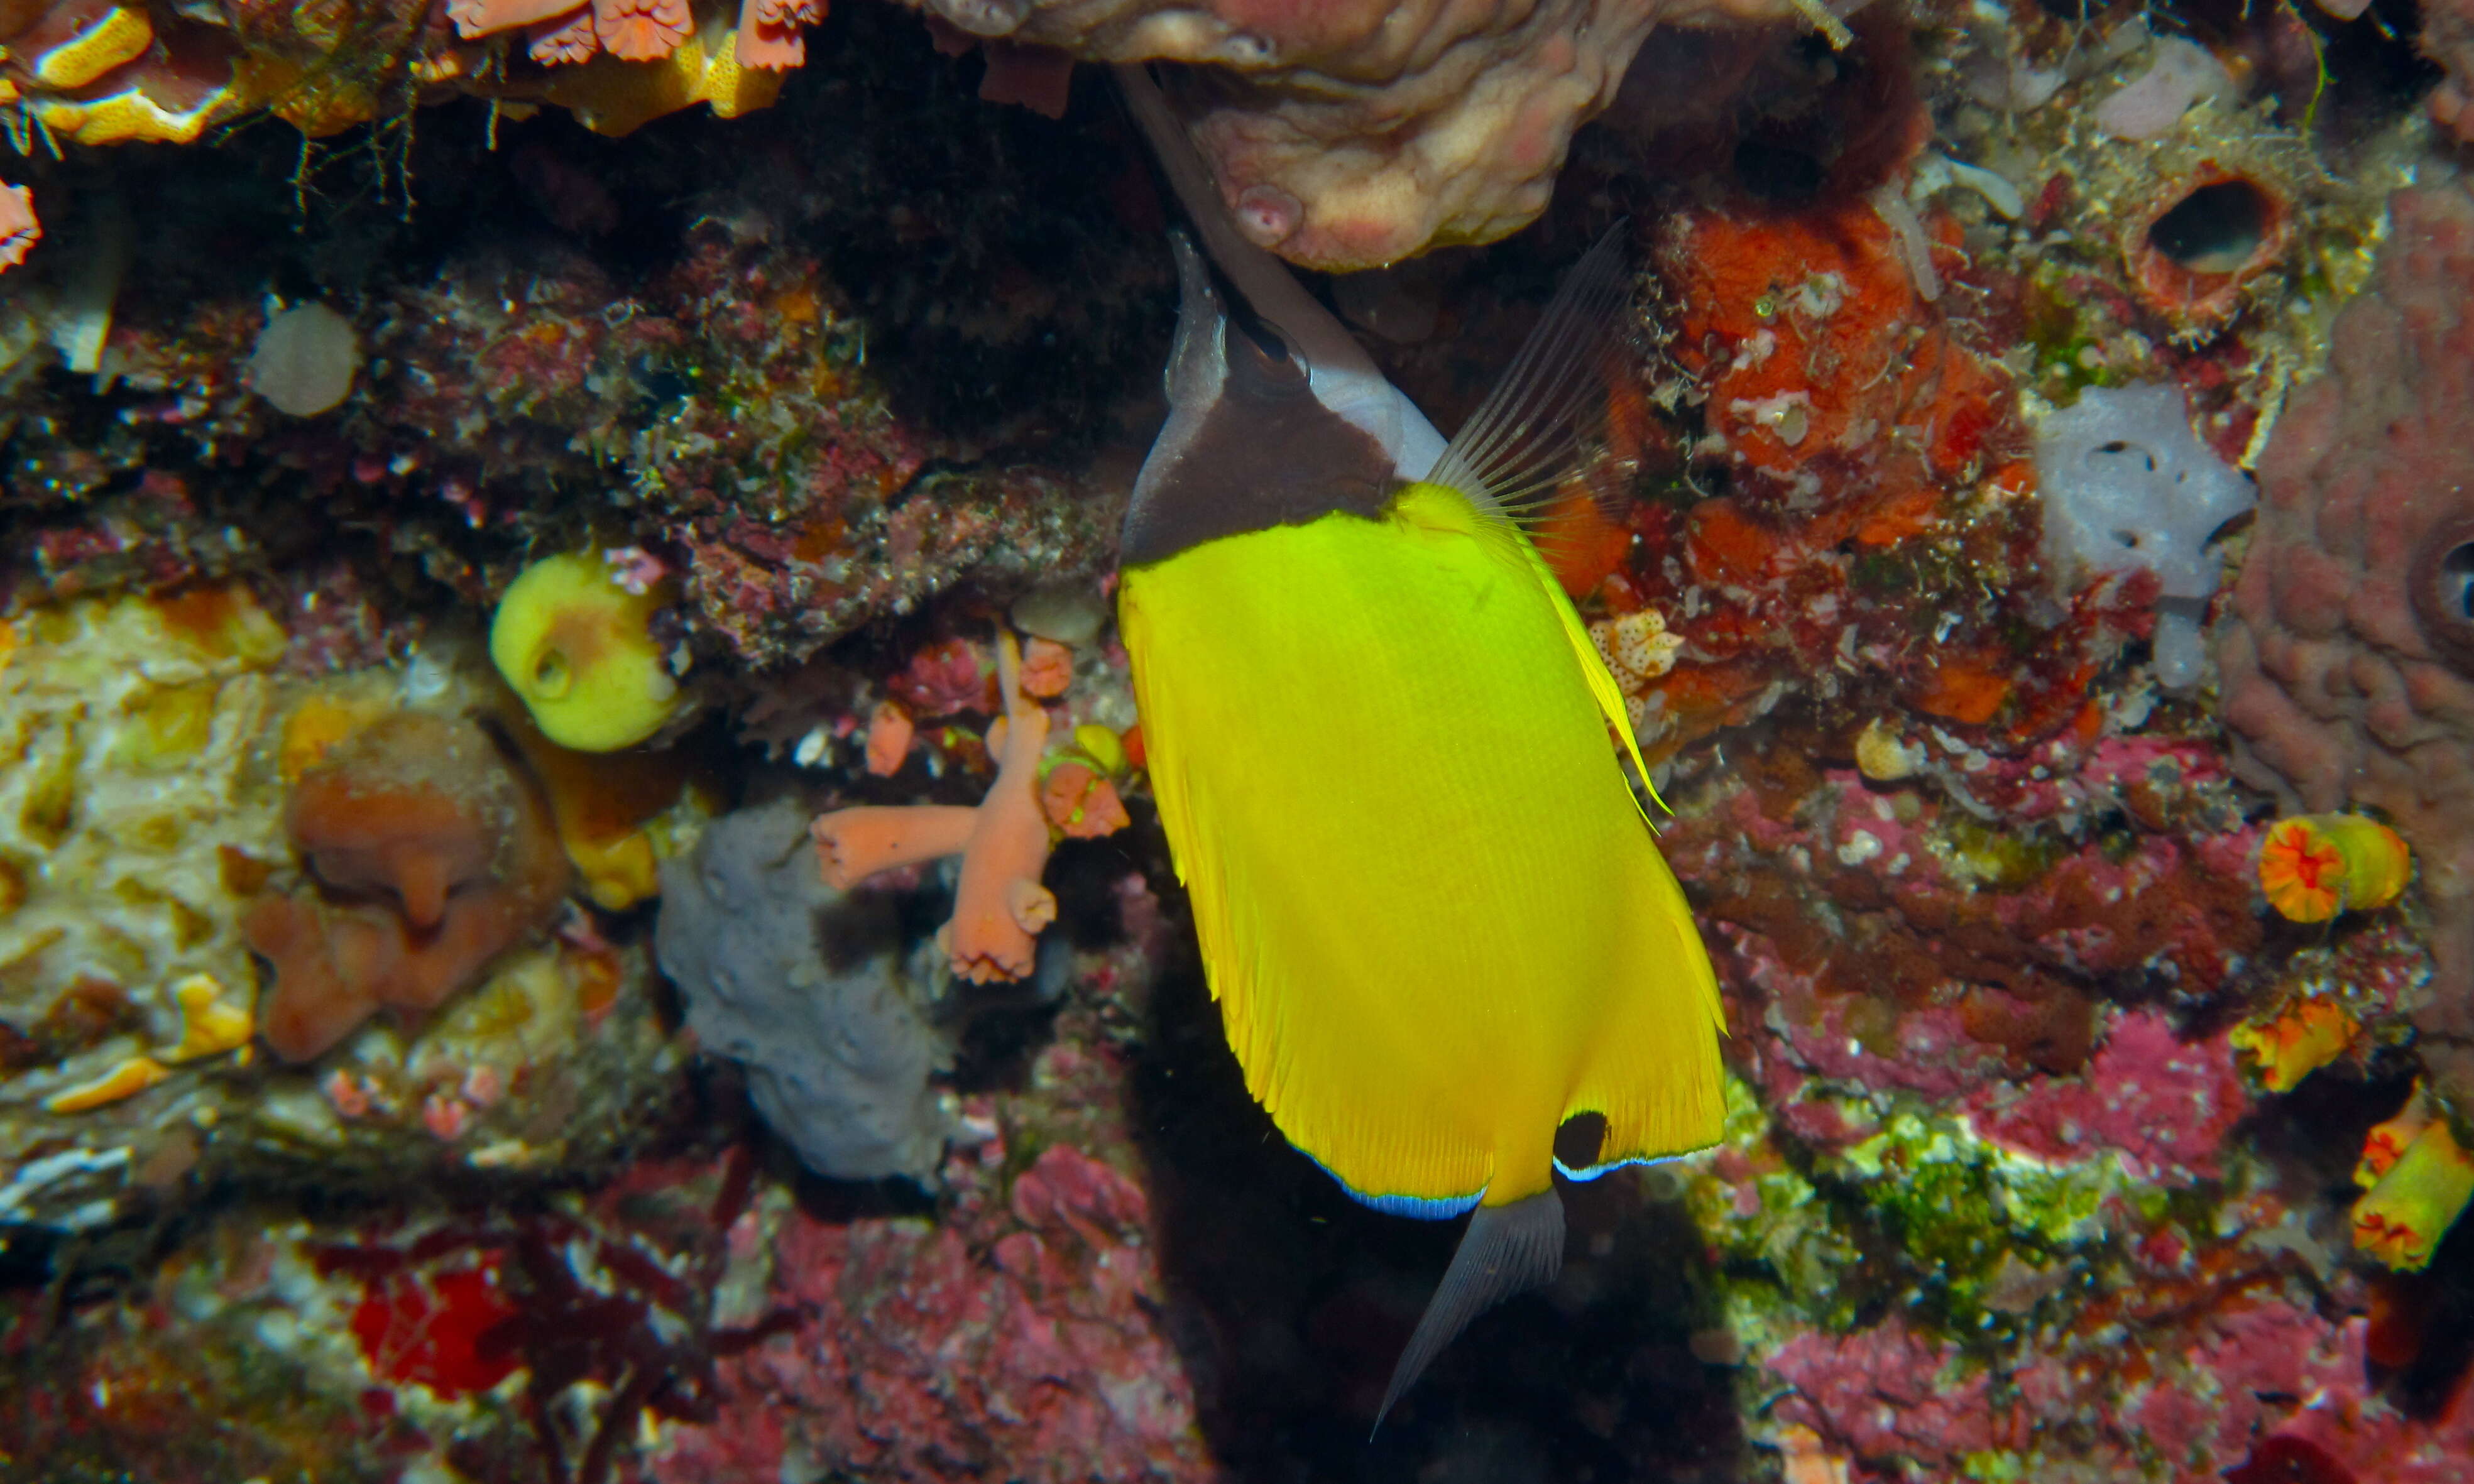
1553;1152;1692;1182
1354;1189;1486;1219
1312;1155;1486;1219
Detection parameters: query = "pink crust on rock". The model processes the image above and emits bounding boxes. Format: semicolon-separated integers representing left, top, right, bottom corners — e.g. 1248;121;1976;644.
2214;175;2474;1111
738;0;825;70
593;0;691;61
652;1143;1210;1480
1964;1010;2250;1182
446;0;586;38
0;182;37;273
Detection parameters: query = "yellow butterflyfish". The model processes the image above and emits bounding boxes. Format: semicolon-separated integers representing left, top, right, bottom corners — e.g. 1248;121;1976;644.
1114;66;1726;1422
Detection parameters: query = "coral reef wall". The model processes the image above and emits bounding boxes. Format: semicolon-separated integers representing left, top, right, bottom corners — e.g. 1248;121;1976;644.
5;1;2474;1483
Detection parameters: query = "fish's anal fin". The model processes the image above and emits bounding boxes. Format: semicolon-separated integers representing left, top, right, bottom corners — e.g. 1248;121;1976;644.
1374;1189;1567;1432
1425;226;1634;534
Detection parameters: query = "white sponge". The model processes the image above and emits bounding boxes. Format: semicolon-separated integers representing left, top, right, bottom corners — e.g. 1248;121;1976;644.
2035;383;2254;689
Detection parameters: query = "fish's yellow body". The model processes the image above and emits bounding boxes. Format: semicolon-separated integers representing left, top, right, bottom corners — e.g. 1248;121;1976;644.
1121;481;1724;1211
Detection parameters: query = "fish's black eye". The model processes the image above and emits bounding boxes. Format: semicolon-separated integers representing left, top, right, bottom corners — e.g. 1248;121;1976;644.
1222;312;1306;398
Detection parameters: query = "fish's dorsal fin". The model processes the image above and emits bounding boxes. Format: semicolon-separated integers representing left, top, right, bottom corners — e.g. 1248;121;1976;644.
1426;227;1634;528
1375;1190;1566;1431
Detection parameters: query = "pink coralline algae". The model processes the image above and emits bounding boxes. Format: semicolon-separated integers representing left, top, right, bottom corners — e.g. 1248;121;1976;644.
1770;1316;2003;1471
909;0;1808;270
657;1144;1215;1483
1672;750;2262;1082
1768;1279;2463;1483
2255;1315;2474;1483
2214;174;2474;1114
1962;1009;2249;1183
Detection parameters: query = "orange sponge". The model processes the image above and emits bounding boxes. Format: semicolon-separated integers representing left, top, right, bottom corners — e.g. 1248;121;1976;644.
246;712;571;1061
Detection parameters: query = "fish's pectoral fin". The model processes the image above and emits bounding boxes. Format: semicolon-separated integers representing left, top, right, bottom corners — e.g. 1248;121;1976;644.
1374;1189;1567;1432
1425;226;1634;532
1410;222;1672;815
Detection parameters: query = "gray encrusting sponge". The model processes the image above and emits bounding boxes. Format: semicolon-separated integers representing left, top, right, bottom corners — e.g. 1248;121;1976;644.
656;797;952;1181
2034;382;2254;689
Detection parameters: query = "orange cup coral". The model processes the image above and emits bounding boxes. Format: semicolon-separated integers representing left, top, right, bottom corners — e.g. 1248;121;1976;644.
2257;814;2411;923
1039;761;1130;840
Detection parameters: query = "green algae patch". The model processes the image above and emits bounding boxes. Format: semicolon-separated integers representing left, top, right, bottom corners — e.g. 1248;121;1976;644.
1830;1110;2129;1329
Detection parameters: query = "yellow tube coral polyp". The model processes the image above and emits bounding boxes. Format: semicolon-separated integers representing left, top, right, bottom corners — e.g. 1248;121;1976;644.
2357;1095;2434;1188
2257;813;2411;923
2230;995;2357;1092
2353;1115;2474;1271
490;551;689;752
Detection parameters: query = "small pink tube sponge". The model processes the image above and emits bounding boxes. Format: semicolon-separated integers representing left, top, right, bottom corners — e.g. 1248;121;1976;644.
813;633;1058;983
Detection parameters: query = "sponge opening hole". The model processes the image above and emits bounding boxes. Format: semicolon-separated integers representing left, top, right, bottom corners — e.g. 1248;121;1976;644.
2147;178;2274;276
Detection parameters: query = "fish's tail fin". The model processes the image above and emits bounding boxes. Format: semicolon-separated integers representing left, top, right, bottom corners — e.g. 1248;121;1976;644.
1374;1189;1566;1432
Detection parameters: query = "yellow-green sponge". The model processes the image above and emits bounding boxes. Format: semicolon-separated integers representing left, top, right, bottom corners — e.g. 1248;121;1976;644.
490;552;685;752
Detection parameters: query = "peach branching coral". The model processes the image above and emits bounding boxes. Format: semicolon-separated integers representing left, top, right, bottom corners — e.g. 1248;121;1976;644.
2353;1088;2474;1270
451;0;824;70
2256;814;2411;924
813;804;977;882
527;8;599;63
596;0;692;60
740;0;825;68
813;633;1061;983
0;181;38;273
